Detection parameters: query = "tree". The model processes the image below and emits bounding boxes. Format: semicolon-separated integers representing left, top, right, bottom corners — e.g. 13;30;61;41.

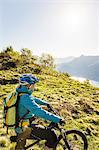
0;46;21;69
21;48;32;57
20;48;32;64
39;53;55;68
20;48;37;65
3;46;14;53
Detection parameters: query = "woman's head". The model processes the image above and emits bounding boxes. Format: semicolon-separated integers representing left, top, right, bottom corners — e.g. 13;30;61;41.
19;74;39;91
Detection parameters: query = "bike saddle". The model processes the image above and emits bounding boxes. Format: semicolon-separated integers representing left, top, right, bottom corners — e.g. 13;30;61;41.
10;136;17;142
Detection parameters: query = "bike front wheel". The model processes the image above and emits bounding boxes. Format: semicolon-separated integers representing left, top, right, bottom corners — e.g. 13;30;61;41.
55;129;88;150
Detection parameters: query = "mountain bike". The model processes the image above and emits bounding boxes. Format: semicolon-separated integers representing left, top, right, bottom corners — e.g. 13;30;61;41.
10;107;88;150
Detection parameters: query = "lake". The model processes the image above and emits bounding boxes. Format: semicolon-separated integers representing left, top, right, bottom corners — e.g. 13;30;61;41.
70;76;99;88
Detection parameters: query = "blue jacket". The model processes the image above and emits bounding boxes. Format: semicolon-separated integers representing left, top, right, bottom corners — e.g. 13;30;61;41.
16;85;61;133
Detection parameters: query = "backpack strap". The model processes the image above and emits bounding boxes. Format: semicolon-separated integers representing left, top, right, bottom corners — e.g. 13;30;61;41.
15;93;30;128
4;103;17;110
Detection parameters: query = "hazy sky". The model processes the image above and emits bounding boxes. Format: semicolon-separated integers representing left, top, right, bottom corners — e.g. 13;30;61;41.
0;0;99;58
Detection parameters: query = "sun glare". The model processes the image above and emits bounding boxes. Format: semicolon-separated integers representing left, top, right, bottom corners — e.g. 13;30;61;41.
67;11;81;27
60;4;84;31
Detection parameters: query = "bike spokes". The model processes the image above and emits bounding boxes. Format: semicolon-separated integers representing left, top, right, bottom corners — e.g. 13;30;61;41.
66;133;86;150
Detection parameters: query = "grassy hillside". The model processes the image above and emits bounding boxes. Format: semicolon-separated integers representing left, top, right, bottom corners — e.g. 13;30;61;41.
0;47;99;149
0;68;99;150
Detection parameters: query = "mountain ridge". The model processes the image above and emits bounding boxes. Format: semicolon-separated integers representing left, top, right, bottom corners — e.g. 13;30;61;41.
56;55;99;81
55;56;75;64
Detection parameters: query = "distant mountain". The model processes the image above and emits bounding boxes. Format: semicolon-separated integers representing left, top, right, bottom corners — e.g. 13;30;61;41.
55;56;75;64
56;55;99;81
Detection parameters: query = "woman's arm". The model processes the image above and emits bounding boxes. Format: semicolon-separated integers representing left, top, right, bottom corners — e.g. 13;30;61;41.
31;96;49;106
21;94;61;123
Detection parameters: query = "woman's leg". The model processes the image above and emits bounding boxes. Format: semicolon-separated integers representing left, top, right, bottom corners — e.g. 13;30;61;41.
15;127;32;150
31;124;57;148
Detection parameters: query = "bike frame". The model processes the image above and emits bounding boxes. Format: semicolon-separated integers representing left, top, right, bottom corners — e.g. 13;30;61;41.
25;123;69;150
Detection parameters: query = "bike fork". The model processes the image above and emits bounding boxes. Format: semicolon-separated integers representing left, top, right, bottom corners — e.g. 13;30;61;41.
63;133;71;150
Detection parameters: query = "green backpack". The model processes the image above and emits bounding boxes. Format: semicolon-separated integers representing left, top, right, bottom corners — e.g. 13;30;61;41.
3;91;29;133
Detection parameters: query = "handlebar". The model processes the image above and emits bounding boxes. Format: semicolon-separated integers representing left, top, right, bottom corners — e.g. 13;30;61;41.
47;122;59;130
47;104;58;115
47;104;65;126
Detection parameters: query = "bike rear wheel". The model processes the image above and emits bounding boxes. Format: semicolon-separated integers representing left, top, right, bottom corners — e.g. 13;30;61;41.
55;129;88;150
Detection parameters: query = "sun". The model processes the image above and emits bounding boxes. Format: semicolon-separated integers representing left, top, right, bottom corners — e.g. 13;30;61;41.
60;4;84;31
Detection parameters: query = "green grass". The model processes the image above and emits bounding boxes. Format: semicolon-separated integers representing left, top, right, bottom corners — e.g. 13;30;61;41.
0;69;99;149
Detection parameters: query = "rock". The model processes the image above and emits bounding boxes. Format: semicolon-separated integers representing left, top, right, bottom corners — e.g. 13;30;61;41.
85;128;91;136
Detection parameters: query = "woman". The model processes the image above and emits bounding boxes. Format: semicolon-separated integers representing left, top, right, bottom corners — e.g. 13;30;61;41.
15;74;64;150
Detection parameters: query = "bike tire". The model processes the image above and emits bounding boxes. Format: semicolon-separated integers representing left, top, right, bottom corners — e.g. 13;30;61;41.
55;129;88;150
